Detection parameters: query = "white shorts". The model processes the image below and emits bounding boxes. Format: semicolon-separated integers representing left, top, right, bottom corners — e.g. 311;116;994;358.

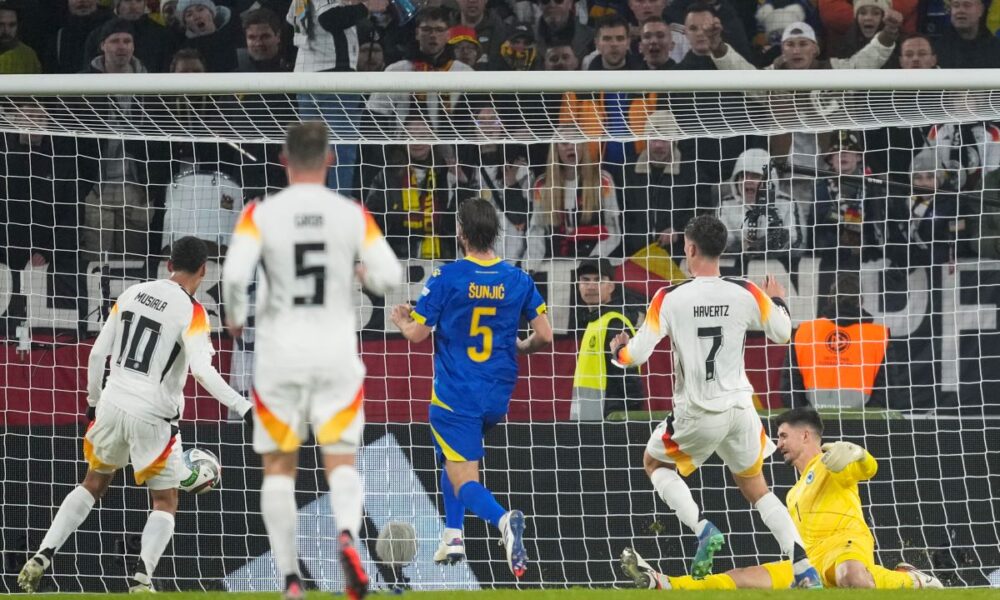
251;362;366;455
645;405;775;477
84;402;184;491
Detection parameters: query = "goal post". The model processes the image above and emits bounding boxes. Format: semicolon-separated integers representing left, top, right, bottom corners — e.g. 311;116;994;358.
0;70;998;592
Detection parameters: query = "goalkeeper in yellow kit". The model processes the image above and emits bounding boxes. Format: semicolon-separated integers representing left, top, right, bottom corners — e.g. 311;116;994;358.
622;408;943;590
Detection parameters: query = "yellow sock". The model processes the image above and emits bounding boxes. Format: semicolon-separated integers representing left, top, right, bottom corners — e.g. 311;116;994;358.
871;565;914;589
669;573;738;590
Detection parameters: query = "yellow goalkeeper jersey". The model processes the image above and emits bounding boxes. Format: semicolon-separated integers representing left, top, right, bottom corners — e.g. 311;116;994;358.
785;449;879;558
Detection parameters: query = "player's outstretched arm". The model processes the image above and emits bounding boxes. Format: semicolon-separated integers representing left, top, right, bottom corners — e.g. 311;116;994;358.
517;313;553;354
358;207;403;296
86;301;122;409
611;287;669;368
758;275;793;344
183;305;253;419
222;203;263;338
821;441;878;483
391;303;432;343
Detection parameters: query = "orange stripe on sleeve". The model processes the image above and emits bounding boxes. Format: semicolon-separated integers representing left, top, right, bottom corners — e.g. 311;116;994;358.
234;202;261;240
747;282;771;322
317;386;364;445
361;206;383;247
644;287;668;334
186;303;210;337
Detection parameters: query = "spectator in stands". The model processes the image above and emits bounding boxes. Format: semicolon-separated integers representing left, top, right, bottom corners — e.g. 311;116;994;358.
491;23;538;70
589;13;643;70
639;17;675;69
818;0;917;39
176;0;241;72
365;116;460;260
886;150;956;269
459;113;531;261
622;110;696;256
668;0;753;63
717;148;801;256
535;0;593;60
710;17;900;70
83;0;176;72
898;33;937;69
448;25;482;68
46;0;111;73
0;100;79;274
0;5;41;73
78;18;168;263
456;0;507;68
753;0;810;67
366;8;474;138
780;272;890;409
356;4;412;66
829;0;892;59
525;134;622;270
570;258;645;420
933;0;1000;68
544;42;579;70
236;8;291;72
628;0;668;48
357;40;384;71
292;0;389;195
675;2;723;69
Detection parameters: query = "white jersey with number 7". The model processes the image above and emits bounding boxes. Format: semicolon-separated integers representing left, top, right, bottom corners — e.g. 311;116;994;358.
615;276;791;413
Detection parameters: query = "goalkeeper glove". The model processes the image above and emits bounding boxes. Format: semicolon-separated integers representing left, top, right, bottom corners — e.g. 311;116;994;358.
820;441;865;473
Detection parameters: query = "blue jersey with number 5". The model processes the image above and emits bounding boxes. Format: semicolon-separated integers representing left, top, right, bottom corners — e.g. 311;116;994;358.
411;256;546;416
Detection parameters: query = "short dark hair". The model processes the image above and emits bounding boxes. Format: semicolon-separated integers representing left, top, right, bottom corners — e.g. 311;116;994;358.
900;33;935;52
170;47;205;71
416;6;452;27
683;214;728;258
242;7;282;34
284;121;329;170
170;236;208;274
773;407;824;437
642;16;668;27
595;13;630;34
458;198;499;253
685;1;717;17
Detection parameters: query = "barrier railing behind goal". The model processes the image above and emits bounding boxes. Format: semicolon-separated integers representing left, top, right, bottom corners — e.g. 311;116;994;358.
0;70;998;592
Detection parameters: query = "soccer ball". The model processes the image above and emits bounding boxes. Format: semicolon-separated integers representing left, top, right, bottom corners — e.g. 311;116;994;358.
375;521;418;567
179;448;222;494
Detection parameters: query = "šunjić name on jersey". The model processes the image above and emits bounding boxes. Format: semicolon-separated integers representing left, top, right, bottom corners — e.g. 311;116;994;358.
135;292;168;312
295;214;324;227
468;283;506;300
693;304;730;318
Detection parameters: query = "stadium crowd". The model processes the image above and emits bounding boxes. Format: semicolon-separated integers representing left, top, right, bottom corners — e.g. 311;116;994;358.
0;0;997;302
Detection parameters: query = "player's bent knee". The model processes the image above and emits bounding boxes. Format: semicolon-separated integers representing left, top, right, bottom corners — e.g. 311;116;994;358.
643;451;672;478
81;469;113;499
262;451;299;477
149;488;179;515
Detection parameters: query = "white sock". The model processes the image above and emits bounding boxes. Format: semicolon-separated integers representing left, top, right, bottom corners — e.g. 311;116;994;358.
39;486;97;553
261;475;299;577
649;468;701;533
755;491;803;558
139;510;175;576
328;465;363;541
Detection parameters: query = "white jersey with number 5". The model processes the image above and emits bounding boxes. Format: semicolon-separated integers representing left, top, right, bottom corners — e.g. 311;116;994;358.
222;183;402;375
616;276;791;413
87;279;250;422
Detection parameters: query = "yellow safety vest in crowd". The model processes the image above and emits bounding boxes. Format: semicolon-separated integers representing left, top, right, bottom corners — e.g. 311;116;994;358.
571;310;636;421
794;319;889;408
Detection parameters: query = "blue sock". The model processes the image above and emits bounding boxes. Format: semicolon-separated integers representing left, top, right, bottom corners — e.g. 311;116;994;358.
457;481;506;528
440;469;465;530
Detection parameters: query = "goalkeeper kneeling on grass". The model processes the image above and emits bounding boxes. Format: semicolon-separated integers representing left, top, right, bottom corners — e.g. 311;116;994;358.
622;407;943;590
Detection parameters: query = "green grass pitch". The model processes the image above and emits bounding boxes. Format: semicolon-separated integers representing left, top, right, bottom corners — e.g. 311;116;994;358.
18;590;993;599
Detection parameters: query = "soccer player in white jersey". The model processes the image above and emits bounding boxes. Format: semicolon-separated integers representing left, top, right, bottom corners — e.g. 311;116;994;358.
18;237;253;594
222;121;402;600
609;214;822;587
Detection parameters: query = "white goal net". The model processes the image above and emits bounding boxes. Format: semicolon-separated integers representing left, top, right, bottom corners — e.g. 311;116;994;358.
0;70;998;592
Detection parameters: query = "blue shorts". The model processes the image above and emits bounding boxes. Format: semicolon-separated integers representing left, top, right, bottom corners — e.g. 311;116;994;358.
428;405;506;462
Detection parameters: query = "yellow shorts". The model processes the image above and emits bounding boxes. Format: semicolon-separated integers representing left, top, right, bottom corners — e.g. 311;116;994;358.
762;538;875;588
